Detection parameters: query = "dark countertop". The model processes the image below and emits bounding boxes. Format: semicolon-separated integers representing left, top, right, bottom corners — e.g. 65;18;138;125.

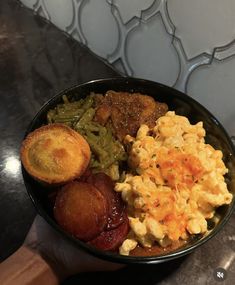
0;1;234;284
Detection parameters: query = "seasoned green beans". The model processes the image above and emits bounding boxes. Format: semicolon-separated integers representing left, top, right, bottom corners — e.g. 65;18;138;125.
47;94;127;180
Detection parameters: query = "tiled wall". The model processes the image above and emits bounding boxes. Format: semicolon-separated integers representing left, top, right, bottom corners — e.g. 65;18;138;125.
19;0;235;137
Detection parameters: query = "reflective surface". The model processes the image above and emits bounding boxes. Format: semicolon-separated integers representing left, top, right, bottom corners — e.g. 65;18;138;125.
0;1;234;284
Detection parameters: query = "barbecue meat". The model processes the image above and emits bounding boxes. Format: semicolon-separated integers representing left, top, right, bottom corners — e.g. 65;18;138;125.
94;90;168;141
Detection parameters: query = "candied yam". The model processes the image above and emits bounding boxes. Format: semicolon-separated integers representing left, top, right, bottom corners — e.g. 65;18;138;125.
54;181;108;241
86;172;115;203
87;172;126;229
88;214;129;251
107;192;125;230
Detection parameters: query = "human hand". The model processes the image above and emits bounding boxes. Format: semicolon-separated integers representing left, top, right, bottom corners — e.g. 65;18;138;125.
24;215;123;280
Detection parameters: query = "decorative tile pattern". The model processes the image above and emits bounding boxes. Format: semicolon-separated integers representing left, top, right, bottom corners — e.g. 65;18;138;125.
167;0;235;59
214;39;235;61
20;0;37;9
42;0;74;31
172;37;212;92
66;0;87;44
33;0;50;21
80;0;118;58
107;0;177;78
126;13;179;85
111;0;155;24
187;56;235;136
18;0;235;137
107;0;144;75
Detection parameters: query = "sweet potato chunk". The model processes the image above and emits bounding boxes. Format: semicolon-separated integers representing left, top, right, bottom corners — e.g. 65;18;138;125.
87;173;125;229
54;181;108;241
86;172;114;205
107;191;126;230
88;214;129;251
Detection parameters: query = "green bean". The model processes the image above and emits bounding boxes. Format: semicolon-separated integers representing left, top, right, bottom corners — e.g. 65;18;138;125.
101;157;116;169
57;104;83;113
74;108;95;129
62;94;84;106
52;117;74;123
106;163;120;181
62;95;69;103
83;123;100;132
82;96;94;110
98;128;108;147
55;112;82;120
86;130;99;142
99;126;107;137
75;127;85;136
47;110;56;123
86;137;108;160
112;141;127;160
91;159;102;169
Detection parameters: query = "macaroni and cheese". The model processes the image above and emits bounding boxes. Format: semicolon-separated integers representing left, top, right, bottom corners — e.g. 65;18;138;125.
115;111;232;255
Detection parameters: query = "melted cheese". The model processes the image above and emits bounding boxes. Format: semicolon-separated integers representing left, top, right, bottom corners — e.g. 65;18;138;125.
116;111;232;255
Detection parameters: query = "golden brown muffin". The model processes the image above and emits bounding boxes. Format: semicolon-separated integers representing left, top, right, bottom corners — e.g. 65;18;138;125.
20;123;91;185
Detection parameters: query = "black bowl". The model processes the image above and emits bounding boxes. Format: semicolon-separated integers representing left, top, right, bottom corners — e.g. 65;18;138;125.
22;77;235;264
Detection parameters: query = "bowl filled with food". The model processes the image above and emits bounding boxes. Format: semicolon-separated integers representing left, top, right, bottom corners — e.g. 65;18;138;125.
21;77;235;264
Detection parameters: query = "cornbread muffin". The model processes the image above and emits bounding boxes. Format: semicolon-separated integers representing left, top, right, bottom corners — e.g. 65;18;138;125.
21;123;91;185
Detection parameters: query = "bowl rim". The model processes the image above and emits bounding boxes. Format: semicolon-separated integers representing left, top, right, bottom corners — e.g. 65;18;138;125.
22;77;235;264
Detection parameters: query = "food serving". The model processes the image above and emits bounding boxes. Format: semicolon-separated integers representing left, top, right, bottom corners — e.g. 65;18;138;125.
20;89;233;257
20;124;90;185
116;111;232;255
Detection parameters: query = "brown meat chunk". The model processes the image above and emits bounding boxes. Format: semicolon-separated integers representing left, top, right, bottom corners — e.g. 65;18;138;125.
54;181;108;241
94;90;168;141
94;104;111;126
